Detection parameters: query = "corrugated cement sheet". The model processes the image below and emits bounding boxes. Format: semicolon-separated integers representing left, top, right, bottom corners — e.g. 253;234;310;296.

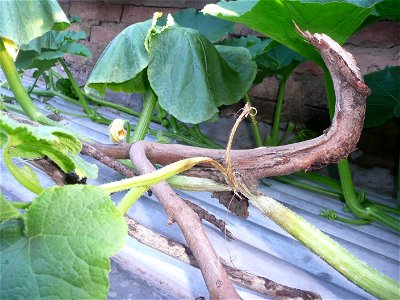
1;76;399;299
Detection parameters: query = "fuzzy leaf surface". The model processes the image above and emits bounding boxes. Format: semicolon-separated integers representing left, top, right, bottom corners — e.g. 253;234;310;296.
203;0;380;65
148;26;256;124
364;66;400;127
0;185;127;299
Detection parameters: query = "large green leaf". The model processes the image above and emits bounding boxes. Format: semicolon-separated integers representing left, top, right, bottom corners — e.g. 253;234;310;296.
148;26;256;124
0;185;127;299
202;0;380;65
364;66;400;128
163;8;235;43
0;115;98;179
85;20;152;96
0;0;69;46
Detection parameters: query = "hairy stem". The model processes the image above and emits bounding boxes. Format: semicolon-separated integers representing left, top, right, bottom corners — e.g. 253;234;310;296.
242;185;400;300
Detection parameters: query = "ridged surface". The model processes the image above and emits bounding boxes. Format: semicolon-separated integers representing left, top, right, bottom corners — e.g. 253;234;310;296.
1;75;399;299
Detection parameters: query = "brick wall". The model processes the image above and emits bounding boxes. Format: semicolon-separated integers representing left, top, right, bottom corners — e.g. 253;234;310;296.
57;1;399;168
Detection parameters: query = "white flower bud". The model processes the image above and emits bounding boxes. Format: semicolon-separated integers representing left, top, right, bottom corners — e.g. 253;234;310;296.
108;119;126;143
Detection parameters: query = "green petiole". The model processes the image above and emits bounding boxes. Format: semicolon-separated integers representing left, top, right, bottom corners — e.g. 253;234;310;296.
117;186;149;214
0;38;54;125
130;89;157;143
270;77;287;146
100;157;221;194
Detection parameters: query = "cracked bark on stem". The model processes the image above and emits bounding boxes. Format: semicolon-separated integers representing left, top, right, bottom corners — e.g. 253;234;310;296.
95;29;369;181
125;216;321;300
129;142;240;299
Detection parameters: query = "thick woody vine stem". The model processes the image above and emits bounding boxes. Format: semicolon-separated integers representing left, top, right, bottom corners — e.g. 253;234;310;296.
89;29;372;298
95;29;369;181
129;142;240;299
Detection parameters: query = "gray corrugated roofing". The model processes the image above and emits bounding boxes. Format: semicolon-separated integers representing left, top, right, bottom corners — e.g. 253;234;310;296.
1;74;399;299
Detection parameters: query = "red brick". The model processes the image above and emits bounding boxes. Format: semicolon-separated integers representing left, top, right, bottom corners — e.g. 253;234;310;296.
294;61;324;76
347;21;400;48
115;0;215;9
68;20;99;40
90;22;128;45
69;2;122;22
59;2;70;15
121;6;180;24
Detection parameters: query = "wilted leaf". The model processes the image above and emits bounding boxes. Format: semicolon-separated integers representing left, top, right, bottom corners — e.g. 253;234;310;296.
148;26;256;124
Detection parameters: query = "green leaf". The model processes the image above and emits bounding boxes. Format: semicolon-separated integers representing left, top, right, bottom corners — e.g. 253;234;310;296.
0;0;70;46
16;29;91;71
0;115;98;178
218;35;272;59
0;218;25;252
0;185;127;299
148;26;256;124
0;194;21;223
255;44;304;78
71;155;99;179
203;0;380;65
167;8;235;42
85;20;152;96
364;66;400;128
375;0;400;20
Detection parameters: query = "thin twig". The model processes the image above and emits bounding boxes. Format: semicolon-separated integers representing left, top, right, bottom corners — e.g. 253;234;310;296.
183;199;235;240
125;216;321;300
81;142;136;178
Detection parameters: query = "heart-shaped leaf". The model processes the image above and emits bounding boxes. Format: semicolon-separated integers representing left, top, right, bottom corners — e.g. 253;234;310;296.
148;26;256;124
0;185;127;299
